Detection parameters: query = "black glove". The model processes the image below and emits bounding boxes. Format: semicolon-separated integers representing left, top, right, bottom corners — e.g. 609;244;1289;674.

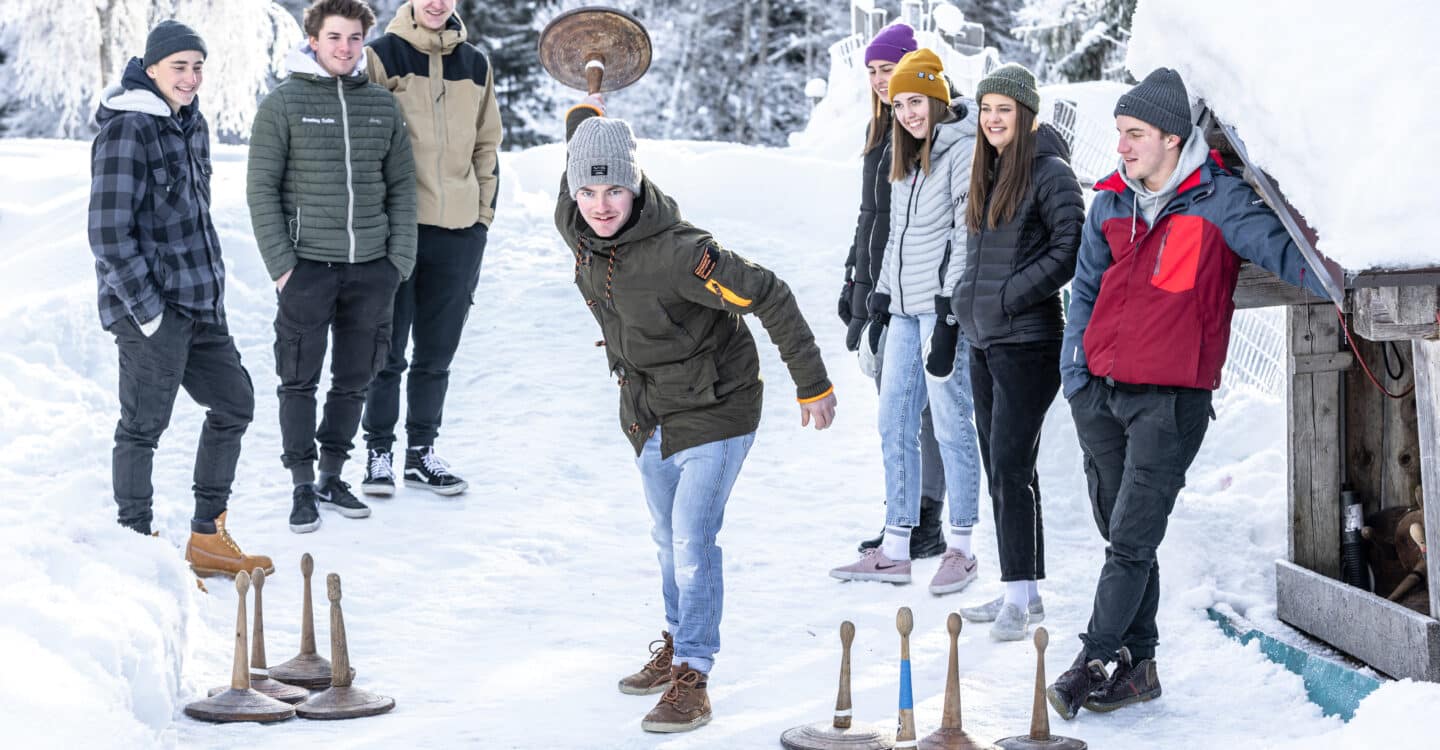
837;277;854;325
845;315;867;351
867;319;887;357
924;295;960;382
867;292;892;328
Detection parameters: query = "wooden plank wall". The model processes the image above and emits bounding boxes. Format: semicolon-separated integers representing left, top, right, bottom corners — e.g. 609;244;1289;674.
1411;339;1440;618
1289;304;1344;578
1344;334;1421;516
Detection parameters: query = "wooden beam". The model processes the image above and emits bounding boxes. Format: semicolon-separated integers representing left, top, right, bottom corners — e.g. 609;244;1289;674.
1277;560;1440;681
1292;352;1354;375
1353;286;1439;341
1235;262;1331;310
1288;304;1344;577
1412;338;1440;618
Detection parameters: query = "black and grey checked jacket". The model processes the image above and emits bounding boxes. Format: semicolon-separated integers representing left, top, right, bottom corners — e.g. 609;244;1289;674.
88;59;225;330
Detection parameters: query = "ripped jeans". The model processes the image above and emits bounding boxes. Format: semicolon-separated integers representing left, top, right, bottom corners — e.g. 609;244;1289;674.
636;428;755;674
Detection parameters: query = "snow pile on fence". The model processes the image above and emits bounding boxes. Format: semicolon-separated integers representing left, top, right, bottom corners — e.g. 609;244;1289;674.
1128;0;1440;270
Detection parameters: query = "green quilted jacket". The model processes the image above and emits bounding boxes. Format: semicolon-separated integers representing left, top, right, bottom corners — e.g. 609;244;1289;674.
247;44;417;280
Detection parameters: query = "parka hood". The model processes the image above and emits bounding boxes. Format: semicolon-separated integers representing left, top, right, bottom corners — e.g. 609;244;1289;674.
386;2;466;54
96;56;191;123
285;40;369;81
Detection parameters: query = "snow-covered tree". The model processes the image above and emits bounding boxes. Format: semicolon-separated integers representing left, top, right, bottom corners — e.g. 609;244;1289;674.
0;0;300;139
1013;0;1134;82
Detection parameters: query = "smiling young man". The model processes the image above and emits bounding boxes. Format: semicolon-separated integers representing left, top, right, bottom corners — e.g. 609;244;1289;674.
360;1;503;497
555;98;836;734
247;0;416;534
1047;67;1334;719
88;20;269;577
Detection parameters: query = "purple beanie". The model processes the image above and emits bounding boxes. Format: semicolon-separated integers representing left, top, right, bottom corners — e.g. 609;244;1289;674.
865;23;917;65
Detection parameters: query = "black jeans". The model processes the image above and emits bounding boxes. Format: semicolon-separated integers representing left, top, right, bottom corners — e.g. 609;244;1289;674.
970;340;1060;581
111;310;254;532
274;258;399;484
1069;378;1212;662
363;223;486;451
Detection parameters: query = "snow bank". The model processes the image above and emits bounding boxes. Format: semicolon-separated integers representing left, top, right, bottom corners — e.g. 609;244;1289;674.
1128;0;1440;270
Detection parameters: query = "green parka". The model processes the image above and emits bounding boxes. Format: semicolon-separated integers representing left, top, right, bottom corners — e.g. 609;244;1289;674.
556;107;832;458
248;44;417;281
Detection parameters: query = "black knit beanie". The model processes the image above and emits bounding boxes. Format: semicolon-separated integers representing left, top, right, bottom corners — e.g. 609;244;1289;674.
1114;67;1192;138
143;20;207;67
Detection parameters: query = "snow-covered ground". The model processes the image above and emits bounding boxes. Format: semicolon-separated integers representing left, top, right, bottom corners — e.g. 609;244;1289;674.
4;117;1440;748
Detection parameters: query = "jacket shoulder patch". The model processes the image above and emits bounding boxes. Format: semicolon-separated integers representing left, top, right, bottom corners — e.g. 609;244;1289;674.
693;245;719;280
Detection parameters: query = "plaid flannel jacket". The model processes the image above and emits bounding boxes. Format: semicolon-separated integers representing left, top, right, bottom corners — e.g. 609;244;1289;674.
88;59;225;330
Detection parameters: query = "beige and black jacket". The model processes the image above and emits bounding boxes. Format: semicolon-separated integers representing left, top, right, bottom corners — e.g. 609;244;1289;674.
367;3;502;229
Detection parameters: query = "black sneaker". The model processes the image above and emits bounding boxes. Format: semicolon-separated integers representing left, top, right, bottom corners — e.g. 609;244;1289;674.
404;446;468;496
289;484;322;534
1046;650;1109;720
361;449;396;496
1084;647;1161;713
315;476;372;518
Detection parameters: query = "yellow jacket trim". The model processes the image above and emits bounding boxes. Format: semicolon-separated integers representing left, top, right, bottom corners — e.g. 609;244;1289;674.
704;279;752;308
798;386;835;404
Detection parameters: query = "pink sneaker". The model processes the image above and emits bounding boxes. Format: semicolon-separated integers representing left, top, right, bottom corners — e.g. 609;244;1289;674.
928;549;978;595
830;548;912;583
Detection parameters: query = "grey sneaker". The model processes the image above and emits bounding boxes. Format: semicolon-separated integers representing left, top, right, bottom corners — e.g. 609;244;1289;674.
959;594;1045;623
990;602;1029;641
928;549;978;595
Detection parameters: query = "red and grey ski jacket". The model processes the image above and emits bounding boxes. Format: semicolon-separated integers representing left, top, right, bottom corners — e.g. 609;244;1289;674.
1060;151;1329;397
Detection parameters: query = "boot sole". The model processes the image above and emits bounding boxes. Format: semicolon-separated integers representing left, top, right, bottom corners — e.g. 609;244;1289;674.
361;482;395;497
617;681;671;696
318;501;371;519
191;564;275;578
960;608;1045;624
405;479;468;496
830;570;911;584
1083;687;1161;713
289;518;321;534
1046;686;1081;721
641;713;712;733
989;624;1029;641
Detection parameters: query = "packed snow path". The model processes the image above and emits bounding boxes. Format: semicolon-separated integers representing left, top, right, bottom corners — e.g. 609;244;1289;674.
3;137;1438;749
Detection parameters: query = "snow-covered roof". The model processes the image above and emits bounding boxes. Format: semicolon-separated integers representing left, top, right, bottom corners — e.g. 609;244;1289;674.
1128;0;1440;271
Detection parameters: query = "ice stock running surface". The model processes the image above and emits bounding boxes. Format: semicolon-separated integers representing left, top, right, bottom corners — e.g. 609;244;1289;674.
4;105;1440;748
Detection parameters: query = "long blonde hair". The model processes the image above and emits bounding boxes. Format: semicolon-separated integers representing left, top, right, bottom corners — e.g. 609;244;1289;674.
889;97;952;183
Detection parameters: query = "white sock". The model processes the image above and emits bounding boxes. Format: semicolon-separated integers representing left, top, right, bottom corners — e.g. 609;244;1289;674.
1004;580;1031;609
881;526;912;561
945;525;973;557
1028;579;1040;600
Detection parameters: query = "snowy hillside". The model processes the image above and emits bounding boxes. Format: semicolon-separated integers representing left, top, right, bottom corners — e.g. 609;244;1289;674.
4;126;1440;748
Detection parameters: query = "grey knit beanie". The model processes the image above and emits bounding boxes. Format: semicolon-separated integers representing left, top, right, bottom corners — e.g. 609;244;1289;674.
1115;67;1192;138
567;117;642;198
143;20;207;67
976;63;1040;114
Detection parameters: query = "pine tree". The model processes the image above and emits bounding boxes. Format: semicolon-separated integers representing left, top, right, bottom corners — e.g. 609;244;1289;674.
1013;0;1135;83
456;0;552;149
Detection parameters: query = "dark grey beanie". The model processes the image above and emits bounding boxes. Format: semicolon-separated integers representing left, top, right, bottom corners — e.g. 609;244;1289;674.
1114;67;1192;137
143;20;207;67
976;63;1040;114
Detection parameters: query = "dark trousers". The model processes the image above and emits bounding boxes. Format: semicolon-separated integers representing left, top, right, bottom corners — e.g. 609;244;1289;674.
111;310;254;532
970;340;1060;581
1069;379;1212;662
363;223;486;451
275;258;399;484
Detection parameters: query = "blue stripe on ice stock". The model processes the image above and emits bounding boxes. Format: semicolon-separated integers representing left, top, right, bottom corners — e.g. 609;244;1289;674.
899;659;913;709
1207;607;1382;721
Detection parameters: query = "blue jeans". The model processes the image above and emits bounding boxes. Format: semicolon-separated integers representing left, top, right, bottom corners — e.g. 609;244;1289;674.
636;428;755;674
879;314;980;529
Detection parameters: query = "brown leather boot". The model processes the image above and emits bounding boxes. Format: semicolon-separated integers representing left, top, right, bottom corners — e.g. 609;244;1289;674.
185;512;275;578
640;663;711;733
618;631;674;695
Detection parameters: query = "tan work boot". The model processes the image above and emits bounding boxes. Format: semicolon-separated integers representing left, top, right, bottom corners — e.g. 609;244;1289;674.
640;663;711;733
185;512;275;578
618;631;674;695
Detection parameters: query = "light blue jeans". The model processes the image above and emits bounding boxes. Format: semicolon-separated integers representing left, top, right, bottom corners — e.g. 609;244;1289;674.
879;313;980;529
636;428;755;674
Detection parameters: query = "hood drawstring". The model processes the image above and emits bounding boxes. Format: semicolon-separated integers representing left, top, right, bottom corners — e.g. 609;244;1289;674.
1130;191;1138;242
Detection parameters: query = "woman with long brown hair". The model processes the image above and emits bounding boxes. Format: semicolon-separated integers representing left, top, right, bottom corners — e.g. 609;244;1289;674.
840;24;947;561
831;49;982;596
952;63;1084;640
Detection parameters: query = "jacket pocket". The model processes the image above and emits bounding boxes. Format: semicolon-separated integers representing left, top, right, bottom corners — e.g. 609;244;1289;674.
1150;215;1204;293
643;356;721;416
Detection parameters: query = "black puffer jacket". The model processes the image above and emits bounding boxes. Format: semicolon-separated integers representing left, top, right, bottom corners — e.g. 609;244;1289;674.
953;123;1084;348
843;116;892;320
